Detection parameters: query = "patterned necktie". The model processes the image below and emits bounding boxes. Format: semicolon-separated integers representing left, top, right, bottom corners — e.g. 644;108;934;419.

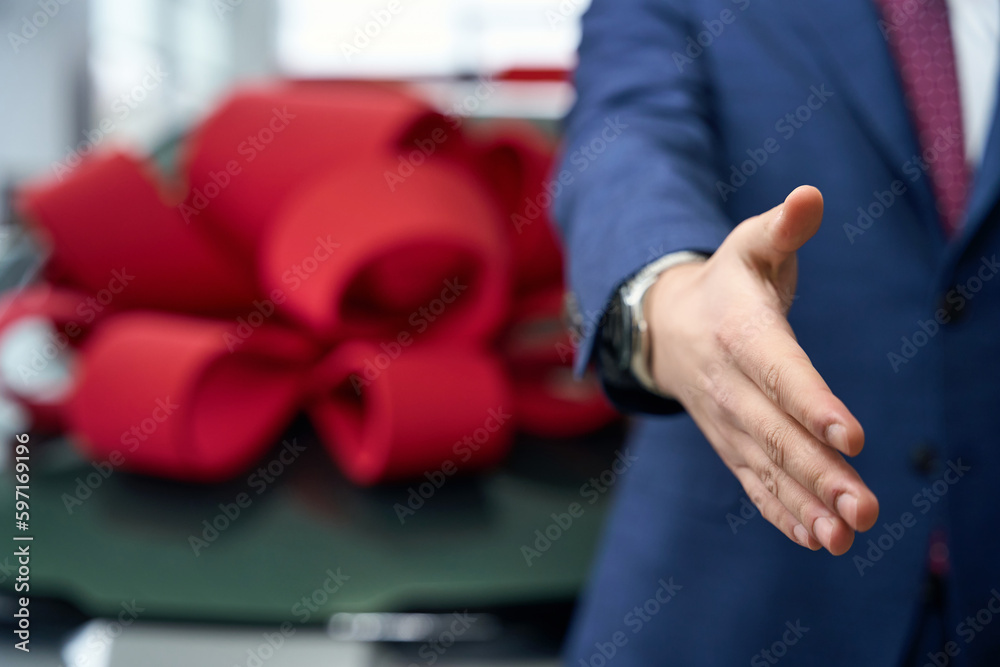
876;0;970;237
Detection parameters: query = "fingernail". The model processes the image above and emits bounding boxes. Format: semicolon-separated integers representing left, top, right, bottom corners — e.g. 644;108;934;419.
793;524;811;548
825;423;848;453
813;517;835;548
836;494;858;528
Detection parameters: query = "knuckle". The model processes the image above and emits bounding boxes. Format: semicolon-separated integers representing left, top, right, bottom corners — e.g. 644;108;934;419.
756;462;779;497
758;422;788;469
808;466;840;507
760;361;785;402
805;462;827;492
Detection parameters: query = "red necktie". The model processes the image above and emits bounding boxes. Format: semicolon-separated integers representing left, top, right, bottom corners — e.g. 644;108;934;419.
877;0;970;237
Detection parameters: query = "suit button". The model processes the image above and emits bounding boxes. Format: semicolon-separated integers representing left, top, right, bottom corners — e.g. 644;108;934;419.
937;293;964;324
911;443;938;475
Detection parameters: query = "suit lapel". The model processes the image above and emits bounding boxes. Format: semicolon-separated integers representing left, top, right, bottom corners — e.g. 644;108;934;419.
785;0;942;241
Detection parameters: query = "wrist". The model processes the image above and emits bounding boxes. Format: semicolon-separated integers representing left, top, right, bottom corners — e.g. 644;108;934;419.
642;260;706;396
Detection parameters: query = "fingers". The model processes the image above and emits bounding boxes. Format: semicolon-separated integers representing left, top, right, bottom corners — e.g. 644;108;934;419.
731;376;879;534
692;371;867;555
728;317;866;458
687;407;826;552
768;185;825;254
648;184;880;556
713;368;878;536
732;434;856;556
728;185;824;276
732;466;821;551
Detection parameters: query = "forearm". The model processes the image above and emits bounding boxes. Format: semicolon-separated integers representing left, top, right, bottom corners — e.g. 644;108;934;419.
553;0;733;375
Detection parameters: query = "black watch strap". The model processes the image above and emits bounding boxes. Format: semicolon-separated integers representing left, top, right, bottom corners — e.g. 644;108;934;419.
596;283;684;416
593;251;708;415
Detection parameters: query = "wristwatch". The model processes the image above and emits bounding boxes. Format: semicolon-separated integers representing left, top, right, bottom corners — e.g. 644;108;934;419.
597;250;707;412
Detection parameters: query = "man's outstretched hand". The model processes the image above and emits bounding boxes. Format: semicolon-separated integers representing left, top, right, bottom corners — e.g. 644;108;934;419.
645;186;879;555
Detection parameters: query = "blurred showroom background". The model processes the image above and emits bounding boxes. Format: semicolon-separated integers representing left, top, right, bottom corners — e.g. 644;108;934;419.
0;1;642;666
0;0;584;189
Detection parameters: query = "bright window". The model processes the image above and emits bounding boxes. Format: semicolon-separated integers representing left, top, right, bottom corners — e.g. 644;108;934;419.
276;0;590;77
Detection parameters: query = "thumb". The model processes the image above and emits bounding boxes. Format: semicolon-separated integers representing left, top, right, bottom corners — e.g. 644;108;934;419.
730;185;824;271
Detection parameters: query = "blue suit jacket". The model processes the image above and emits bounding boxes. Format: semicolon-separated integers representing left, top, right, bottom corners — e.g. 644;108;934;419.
555;0;1000;664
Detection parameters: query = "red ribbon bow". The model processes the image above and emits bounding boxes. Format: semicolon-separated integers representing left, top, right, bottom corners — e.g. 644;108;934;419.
4;82;617;486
